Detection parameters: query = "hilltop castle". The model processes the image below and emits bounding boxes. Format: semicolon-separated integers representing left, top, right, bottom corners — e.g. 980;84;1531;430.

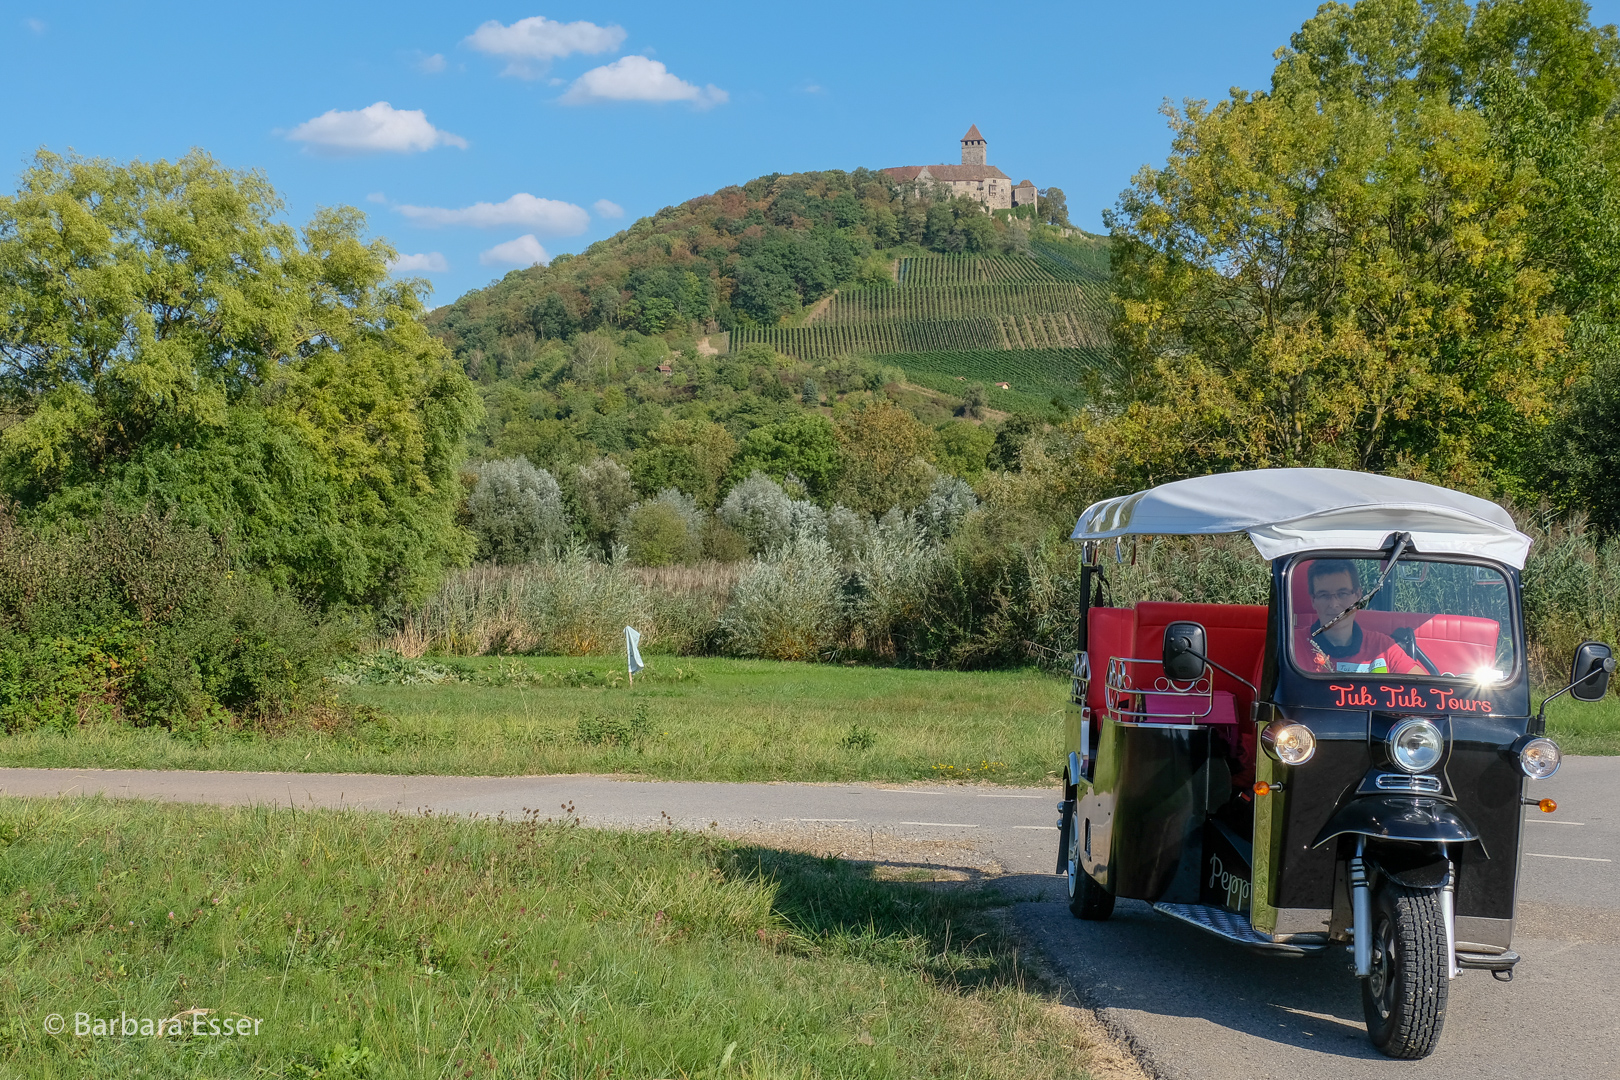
881;126;1036;213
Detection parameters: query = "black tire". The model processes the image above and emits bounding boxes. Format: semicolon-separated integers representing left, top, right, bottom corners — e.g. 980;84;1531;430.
1063;795;1114;921
1361;882;1448;1059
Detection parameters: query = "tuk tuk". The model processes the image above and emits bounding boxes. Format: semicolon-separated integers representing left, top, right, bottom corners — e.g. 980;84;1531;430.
1057;469;1614;1059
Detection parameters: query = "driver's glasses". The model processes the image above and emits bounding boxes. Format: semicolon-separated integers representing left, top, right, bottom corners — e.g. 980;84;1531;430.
1313;589;1358;605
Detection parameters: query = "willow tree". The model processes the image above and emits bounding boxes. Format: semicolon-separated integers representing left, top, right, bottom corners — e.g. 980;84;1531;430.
1086;0;1620;500
0;150;482;608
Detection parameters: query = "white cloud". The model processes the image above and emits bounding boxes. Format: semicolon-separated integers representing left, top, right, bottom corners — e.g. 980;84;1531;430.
480;235;550;267
561;56;727;107
365;191;387;204
24;17;46;33
466;16;625;79
415;52;447;74
287;102;467;155
396;193;589;233
593;199;624;219
388;252;449;273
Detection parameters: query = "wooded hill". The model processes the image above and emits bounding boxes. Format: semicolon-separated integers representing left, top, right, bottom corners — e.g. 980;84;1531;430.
425;169;1105;375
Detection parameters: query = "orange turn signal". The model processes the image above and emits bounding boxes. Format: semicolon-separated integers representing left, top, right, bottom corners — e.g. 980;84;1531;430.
1539;798;1557;814
1253;781;1276;796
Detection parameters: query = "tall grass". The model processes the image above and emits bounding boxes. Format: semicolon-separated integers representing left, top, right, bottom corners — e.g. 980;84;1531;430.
386;552;740;657
386;515;1620;695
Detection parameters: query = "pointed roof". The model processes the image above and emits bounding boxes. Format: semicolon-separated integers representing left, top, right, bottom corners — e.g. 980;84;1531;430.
961;124;985;143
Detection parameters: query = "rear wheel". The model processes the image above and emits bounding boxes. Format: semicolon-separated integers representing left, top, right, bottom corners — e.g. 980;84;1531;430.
1362;882;1448;1059
1063;795;1113;921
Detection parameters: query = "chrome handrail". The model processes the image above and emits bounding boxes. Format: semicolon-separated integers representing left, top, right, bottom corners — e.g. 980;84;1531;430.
1071;651;1091;705
1104;656;1214;720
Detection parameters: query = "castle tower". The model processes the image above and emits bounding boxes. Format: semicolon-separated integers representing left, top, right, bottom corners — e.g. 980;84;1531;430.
960;124;987;166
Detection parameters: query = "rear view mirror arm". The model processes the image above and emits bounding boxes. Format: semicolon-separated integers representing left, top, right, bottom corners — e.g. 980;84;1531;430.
1534;655;1618;733
1176;647;1259;697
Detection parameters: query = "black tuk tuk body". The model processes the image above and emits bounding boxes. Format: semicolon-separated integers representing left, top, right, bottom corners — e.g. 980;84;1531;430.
1058;547;1608;1059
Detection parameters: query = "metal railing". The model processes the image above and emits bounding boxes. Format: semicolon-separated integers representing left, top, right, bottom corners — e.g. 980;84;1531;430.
1104;656;1214;721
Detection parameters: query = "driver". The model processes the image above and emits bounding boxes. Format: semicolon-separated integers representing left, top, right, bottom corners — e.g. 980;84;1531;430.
1296;559;1424;674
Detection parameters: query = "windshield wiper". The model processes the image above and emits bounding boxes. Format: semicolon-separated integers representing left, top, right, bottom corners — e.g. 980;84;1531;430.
1311;532;1412;640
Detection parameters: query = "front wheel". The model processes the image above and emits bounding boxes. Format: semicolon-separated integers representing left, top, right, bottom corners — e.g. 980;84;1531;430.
1362;882;1448;1059
1063;795;1113;921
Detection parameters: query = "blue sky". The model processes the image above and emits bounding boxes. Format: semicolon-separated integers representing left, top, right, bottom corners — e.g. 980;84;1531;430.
5;1;1618;305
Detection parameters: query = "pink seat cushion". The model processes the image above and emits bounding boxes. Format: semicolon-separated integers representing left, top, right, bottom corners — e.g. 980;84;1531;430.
1140;690;1239;725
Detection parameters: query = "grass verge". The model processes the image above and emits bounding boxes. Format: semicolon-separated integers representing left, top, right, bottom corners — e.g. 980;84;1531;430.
0;657;1067;786
1543;693;1620;754
0;797;1112;1079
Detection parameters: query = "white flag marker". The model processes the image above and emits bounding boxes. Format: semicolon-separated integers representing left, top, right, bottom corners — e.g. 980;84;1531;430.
625;626;644;684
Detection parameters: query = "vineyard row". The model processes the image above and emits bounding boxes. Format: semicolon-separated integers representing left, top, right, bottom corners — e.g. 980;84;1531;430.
732;314;1107;360
817;282;1112;325
895;254;1087;286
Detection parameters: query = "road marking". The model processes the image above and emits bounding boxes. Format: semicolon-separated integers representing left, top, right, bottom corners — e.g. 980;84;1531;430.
1525;820;1586;826
901;821;979;828
791;818;857;823
975;793;1043;799
878;790;946;795
1014;825;1059;830
1525;852;1611;862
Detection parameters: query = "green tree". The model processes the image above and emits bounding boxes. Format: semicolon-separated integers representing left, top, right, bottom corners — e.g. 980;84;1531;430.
935;420;996;479
1093;0;1587;496
629;420;737;507
1037;187;1071;227
730;414;841;502
0;150;481;608
833;401;935;514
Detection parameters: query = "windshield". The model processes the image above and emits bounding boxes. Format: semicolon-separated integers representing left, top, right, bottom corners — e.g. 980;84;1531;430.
1287;556;1517;682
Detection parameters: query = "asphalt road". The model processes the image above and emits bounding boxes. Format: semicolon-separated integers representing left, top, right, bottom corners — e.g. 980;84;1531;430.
1;760;1614;1079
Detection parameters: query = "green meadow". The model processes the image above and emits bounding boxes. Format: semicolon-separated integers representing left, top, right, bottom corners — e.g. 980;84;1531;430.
0;797;1113;1079
0;657;1068;786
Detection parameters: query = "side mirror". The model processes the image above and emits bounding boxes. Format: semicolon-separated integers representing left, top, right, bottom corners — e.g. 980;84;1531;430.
1569;641;1615;702
1163;621;1208;683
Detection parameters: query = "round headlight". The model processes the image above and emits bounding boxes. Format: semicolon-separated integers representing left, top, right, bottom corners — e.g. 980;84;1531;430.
1518;736;1562;780
1261;720;1316;765
1388;718;1444;774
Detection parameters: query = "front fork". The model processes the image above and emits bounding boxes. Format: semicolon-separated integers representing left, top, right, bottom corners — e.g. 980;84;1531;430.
1349;836;1459;979
1350;838;1373;976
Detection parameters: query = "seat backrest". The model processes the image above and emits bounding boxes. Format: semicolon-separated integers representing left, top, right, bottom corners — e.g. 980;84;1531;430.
1360;611;1500;675
1133;602;1269;712
1085;607;1137;717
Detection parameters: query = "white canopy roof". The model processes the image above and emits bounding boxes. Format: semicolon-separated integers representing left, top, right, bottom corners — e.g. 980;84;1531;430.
1071;469;1532;569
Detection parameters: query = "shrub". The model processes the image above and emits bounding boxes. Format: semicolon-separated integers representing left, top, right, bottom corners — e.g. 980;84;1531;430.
573;457;637;554
720;538;843;660
466;457;571;564
826;506;875;562
386;555;739;657
718;471;795;554
917;475;979;543
0;506;339;732
622;490;705;567
845;511;940;658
